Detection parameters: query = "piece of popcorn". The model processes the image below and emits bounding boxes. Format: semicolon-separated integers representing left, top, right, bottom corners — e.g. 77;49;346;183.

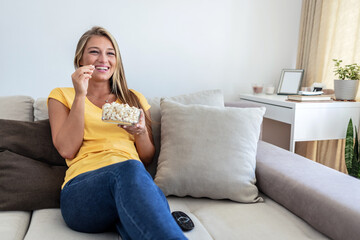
102;102;140;125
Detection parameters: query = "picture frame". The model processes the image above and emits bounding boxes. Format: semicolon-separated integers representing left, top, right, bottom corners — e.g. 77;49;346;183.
277;69;304;95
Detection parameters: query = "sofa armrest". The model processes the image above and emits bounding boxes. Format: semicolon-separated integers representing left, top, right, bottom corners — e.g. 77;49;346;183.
256;141;360;240
225;101;263;108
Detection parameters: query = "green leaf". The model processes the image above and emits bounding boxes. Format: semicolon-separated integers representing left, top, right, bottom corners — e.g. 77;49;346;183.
353;157;359;178
345;118;354;173
358;130;360;178
353;126;360;178
333;59;360;80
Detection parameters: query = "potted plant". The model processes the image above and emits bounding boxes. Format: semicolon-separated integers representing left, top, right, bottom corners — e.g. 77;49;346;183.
345;118;360;178
333;59;360;100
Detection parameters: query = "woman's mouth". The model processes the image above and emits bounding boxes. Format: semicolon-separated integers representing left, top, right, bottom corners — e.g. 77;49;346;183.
95;66;110;72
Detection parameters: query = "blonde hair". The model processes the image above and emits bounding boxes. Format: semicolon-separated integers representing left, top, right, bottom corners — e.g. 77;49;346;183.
74;26;153;140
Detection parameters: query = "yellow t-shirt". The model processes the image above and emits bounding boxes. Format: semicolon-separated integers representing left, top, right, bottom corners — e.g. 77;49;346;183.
48;87;151;188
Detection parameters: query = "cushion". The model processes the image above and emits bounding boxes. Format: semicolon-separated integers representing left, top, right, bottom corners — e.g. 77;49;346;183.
146;89;224;177
0;119;66;210
34;98;49;121
0;151;66;210
0;119;65;166
154;99;265;203
0;210;31;239
23;209;120;240
0;95;34;122
167;196;328;240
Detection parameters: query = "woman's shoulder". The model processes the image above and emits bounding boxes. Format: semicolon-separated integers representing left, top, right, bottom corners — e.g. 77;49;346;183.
50;87;75;94
129;89;151;110
49;87;75;97
48;87;75;107
129;89;143;96
129;89;147;100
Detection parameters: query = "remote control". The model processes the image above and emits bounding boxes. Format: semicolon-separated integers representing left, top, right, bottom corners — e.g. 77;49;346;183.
171;211;195;232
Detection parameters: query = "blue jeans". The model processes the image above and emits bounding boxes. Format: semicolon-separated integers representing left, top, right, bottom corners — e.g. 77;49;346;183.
60;160;187;240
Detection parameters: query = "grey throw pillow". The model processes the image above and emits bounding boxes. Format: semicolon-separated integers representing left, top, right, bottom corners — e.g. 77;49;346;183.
154;99;265;203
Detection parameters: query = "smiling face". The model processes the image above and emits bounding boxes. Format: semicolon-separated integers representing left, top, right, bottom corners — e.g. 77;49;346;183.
80;35;116;82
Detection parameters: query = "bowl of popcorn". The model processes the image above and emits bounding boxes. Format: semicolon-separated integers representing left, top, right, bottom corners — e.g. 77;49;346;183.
102;102;141;126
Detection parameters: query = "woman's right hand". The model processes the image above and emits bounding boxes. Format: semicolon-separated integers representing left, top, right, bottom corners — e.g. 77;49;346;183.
71;65;95;96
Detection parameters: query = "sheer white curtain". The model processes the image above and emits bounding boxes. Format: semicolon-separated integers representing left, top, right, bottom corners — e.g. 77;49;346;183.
295;0;360;173
316;0;360;96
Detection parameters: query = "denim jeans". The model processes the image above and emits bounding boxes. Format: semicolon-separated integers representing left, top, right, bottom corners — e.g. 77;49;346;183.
60;160;187;240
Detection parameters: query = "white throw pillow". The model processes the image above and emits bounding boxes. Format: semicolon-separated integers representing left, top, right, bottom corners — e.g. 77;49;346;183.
155;99;265;203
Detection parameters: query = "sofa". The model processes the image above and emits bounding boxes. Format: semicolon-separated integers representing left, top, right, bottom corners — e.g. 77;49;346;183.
0;90;359;240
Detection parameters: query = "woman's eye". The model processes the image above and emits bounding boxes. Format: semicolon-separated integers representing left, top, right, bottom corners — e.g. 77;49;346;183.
89;50;99;54
108;52;115;56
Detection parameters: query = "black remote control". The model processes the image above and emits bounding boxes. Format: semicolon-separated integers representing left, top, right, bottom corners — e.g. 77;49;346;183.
172;211;195;232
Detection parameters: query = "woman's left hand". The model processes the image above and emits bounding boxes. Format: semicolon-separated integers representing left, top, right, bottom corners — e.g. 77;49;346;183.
118;109;147;136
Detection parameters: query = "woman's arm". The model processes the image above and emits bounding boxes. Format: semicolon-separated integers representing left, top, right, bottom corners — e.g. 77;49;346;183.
48;96;86;159
48;65;94;159
120;109;155;165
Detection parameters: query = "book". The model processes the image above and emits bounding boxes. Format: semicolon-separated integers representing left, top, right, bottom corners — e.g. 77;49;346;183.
298;91;323;95
287;94;333;102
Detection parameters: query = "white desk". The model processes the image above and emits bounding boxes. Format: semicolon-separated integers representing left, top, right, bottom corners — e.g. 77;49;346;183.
239;94;360;152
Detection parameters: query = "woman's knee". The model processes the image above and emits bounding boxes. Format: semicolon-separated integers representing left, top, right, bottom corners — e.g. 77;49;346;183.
121;160;146;173
115;160;151;183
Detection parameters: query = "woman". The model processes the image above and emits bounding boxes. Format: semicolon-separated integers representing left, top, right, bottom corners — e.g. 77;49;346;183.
48;26;186;240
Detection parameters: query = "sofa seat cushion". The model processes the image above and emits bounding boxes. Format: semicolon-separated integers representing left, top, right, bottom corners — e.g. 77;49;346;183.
0;211;31;240
21;194;327;240
24;209;120;240
167;195;328;240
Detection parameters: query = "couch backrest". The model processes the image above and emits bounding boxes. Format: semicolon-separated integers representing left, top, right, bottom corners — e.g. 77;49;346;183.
34;98;48;121
0;90;226;178
0;96;35;122
1;91;266;179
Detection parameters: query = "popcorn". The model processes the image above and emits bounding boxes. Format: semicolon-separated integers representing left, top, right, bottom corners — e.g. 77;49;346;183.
102;102;140;125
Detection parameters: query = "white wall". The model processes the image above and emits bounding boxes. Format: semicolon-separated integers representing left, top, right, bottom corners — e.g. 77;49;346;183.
0;0;302;101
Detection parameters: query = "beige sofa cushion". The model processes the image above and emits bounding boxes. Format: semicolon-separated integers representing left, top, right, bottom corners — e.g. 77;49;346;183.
33;98;48;121
0;96;34;122
155;99;265;203
23;195;327;240
0;211;31;240
23;209;119;240
168;195;328;240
